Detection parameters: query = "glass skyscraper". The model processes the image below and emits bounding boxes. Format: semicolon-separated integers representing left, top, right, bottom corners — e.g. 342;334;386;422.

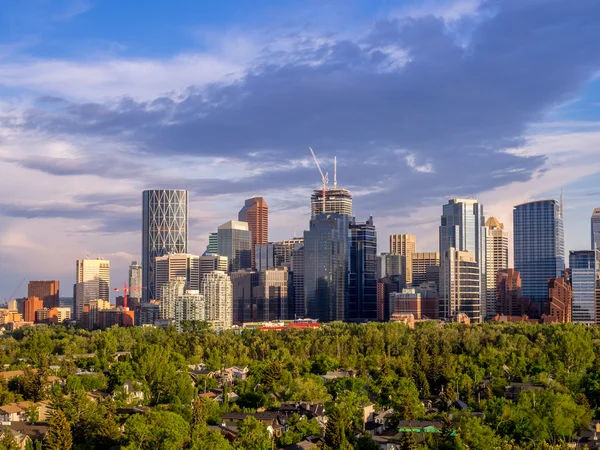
439;199;486;321
569;250;599;324
592;208;600;250
348;216;377;320
513;200;565;303
142;190;188;301
303;213;349;322
217;220;252;272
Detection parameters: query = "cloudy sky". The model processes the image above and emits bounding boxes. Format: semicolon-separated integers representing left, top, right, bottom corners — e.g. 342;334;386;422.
1;0;600;301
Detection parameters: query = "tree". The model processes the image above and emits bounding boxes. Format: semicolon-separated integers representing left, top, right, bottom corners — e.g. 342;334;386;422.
355;434;382;450
124;410;189;450
25;439;43;450
20;367;47;402
45;410;73;450
324;406;352;450
0;429;20;450
234;417;272;450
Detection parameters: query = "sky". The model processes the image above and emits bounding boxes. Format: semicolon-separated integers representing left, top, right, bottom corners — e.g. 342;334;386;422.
1;0;600;301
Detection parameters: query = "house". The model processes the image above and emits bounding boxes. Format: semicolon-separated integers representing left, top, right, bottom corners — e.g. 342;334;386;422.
215;390;239;404
121;381;145;402
0;428;28;450
320;370;355;382
504;383;544;401
8;422;49;447
281;436;321;449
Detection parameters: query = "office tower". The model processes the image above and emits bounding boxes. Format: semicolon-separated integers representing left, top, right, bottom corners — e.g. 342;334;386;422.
390;289;421;319
377;253;404;280
291;246;305;317
23;297;43;322
415;282;439;319
128;261;143;307
376;278;400;321
154;253;200;303
217;220;252;272
202;271;233;331
390;234;416;284
440;249;481;322
514;200;565;303
439;199;486;319
160;278;186;321
142;189;188;301
239;197;269;269
208;232;219;254
27;281;59;309
569;250;599;324
592;209;600;250
548;278;572;323
255;243;275;271
200;255;228;277
273;238;304;267
497;269;526;317
75;258;110;321
255;267;289;321
485;217;509;319
230;270;259;323
311;188;352;218
348;216;377;320
411;252;440;287
303;213;349;322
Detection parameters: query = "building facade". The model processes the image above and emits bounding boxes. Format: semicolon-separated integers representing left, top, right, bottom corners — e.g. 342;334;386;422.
440;249;481;322
411;252;440;288
389;234;416;285
23;297;43;322
497;269;526;317
174;290;205;330
592;208;600;250
303;213;349;322
291;246;305;318
230;270;259;324
348;216;377;320
238;197;269;269
377;253;404;280
217;220;252;273
485;217;509;319
208;232;219;254
254;243;275;272
255;267;289;321
548;278;572;323
311;188;353;218
154;253;200;302
273;238;304;267
513;199;565;303
160;277;187;321
569;250;599;324
75;258;110;320
128;261;143;307
142;189;188;301
27;281;59;309
199;254;228;277
202;271;233;331
390;289;421;319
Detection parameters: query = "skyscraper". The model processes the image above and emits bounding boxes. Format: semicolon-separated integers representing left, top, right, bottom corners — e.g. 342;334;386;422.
217;220;252;272
239;197;269;269
390;234;416;285
160;277;186;321
208;232;219;254
273;238;304;267
202;271;233;331
348;216;377;320
27;280;59;309
199;255;228;277
592;208;600;250
569;250;599;324
440;249;481;321
311;188;352;218
154;253;200;302
303;213;349;322
439;199;486;320
485;217;509;319
254;243;275;271
75;258;110;320
513;200;565;303
291;245;305;318
142;190;188;301
411;252;440;287
377;253;404;279
128;261;143;307
256;267;290;321
497;269;525;317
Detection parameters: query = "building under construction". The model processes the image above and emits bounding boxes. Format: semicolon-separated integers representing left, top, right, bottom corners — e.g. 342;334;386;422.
310;188;353;218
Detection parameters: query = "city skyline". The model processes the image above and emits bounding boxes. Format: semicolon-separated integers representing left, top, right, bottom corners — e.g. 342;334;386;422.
2;0;600;299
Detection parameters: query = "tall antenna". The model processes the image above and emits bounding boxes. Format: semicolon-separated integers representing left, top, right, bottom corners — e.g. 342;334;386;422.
334;156;337;189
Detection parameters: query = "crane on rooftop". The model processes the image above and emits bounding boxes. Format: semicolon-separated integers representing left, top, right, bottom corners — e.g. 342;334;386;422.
309;147;329;214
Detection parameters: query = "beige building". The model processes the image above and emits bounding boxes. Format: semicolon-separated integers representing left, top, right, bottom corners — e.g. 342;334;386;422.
389;234;416;284
440;249;481;322
75;258;110;320
154;253;200;302
411;252;440;287
87;299;112;328
202;271;233;331
200;255;228;277
485;217;509;319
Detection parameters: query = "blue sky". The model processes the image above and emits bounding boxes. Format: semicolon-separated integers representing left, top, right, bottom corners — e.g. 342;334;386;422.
1;0;600;300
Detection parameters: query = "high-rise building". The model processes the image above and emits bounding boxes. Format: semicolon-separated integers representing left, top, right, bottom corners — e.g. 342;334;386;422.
217;220;252;272
273;238;304;267
75;258;110;320
411;252;440;287
548;278;572;323
303;213;349;322
160;277;186;321
255;243;275;271
135;301;161;326
390;288;422;319
23;296;43;322
239;197;269;269
439;199;486;319
592;208;600;250
200;255;228;277
377;253;404;280
291;246;305;318
415;282;439;319
208;232;219;255
202;271;233;331
485;217;509;319
497;269;526;317
440;249;481;322
376;278;400;322
255;267;289;321
154;253;200;303
348;216;377;320
160;279;205;330
128;261;143;307
311;188;352;218
514;200;565;303
595;276;600;325
569;250;599;324
142;189;188;301
27;281;59;309
230;270;259;324
390;234;416;285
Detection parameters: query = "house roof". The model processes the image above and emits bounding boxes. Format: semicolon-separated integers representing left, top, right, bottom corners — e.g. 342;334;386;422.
0;404;24;414
9;422;49;441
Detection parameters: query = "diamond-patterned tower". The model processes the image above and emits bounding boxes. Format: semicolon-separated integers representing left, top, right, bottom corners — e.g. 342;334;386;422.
142;190;188;301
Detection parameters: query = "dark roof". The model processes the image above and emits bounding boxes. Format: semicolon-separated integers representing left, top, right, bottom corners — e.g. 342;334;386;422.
9;422;49;441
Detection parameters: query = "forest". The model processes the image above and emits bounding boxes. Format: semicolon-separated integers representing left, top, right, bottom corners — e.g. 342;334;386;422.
0;321;598;449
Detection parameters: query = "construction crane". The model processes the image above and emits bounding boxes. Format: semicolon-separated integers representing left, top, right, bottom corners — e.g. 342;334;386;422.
113;282;146;310
4;278;25;303
309;147;329;213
